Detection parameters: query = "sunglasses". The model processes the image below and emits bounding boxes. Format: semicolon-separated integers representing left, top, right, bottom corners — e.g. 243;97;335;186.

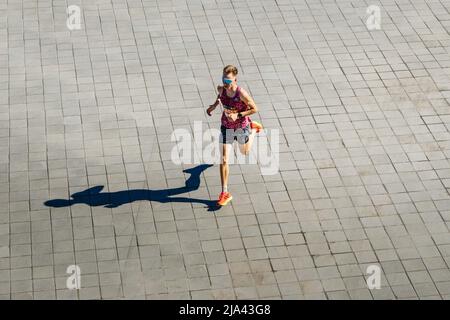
222;77;233;85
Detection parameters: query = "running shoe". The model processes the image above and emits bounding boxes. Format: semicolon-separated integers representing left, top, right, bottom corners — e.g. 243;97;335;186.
250;120;263;133
217;192;233;206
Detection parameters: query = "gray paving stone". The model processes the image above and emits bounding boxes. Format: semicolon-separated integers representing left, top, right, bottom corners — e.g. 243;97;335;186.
2;0;450;301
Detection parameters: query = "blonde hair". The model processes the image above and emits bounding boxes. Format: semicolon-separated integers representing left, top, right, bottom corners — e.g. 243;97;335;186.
223;65;238;76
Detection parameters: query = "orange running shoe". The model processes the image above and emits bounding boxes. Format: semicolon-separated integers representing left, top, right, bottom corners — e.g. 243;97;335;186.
250;120;263;133
217;192;233;206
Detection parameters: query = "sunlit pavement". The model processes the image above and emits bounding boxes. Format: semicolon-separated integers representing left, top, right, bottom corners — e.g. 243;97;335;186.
1;0;450;299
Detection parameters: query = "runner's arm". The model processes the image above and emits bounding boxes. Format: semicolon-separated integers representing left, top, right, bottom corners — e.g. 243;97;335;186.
212;85;224;107
238;88;258;117
207;85;223;115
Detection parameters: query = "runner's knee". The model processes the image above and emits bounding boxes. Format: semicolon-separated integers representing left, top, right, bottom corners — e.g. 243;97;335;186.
239;146;250;155
221;155;229;165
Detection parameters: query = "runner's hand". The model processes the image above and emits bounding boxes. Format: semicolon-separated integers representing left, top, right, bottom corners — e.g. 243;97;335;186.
228;112;238;122
207;105;216;116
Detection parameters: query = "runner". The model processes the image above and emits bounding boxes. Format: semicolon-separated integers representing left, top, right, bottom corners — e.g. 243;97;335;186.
206;65;263;206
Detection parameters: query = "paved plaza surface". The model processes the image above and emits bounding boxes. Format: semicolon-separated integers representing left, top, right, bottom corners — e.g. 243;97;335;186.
1;0;450;299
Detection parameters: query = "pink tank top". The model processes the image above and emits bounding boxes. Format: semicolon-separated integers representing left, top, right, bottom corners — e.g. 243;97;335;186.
220;86;250;129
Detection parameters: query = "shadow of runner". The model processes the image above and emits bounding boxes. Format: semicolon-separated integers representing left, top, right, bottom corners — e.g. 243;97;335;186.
44;164;221;212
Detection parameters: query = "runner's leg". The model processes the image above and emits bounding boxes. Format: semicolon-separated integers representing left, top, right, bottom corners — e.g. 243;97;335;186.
220;142;231;192
239;127;257;155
